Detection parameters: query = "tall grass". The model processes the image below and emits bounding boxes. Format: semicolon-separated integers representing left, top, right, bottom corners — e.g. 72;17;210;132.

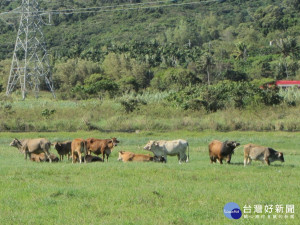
1;92;300;132
279;87;300;105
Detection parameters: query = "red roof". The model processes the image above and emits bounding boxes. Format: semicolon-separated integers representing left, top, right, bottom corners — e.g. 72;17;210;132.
276;80;300;85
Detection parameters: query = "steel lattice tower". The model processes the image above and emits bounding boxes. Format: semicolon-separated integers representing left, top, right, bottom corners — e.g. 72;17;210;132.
6;0;55;99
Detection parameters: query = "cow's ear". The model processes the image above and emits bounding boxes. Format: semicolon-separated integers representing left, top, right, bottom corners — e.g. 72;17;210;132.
108;140;113;143
278;152;282;157
154;142;159;146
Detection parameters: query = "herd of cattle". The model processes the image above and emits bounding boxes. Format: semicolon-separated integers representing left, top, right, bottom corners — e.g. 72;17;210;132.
9;137;285;166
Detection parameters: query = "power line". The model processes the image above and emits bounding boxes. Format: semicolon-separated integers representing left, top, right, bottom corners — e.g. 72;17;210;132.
0;0;219;17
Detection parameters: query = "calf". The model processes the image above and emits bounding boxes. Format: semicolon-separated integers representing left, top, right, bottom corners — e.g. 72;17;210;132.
244;143;284;166
86;137;119;162
31;153;59;162
209;140;240;164
82;155;103;163
71;138;87;164
53;141;72;161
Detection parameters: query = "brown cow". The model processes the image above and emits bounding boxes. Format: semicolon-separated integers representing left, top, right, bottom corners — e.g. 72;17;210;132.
10;138;52;163
53;141;72;161
31;153;59;162
208;140;240;164
86;137;119;162
71;138;87;164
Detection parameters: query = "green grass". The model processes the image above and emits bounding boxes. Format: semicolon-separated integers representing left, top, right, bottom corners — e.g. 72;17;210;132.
0;131;299;224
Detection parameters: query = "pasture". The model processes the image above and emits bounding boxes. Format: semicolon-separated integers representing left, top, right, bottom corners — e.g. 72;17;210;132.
0;131;299;225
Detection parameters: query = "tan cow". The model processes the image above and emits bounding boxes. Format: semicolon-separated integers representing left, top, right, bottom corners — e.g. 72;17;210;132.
10;138;52;163
71;138;87;164
118;151;153;162
244;143;284;166
118;151;166;163
86;137;119;162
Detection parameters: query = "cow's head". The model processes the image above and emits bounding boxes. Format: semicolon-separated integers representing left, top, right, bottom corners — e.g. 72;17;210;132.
143;140;157;151
110;137;119;147
10;138;24;153
225;141;240;150
53;142;61;149
277;152;285;162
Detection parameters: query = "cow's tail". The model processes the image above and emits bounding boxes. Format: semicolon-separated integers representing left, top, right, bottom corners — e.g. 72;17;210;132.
187;142;190;162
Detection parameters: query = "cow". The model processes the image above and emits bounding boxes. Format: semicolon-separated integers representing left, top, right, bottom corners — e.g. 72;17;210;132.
143;139;189;164
31;153;59;162
71;138;87;164
86;137;119;162
244;143;284;166
118;151;167;163
52;141;72;161
118;151;153;162
208;140;240;164
10;138;52;163
81;155;103;163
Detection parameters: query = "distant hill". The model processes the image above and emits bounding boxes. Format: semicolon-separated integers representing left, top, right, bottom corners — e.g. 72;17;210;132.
0;0;299;97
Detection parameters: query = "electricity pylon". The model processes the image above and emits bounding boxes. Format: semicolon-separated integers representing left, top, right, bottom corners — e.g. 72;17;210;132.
6;0;55;99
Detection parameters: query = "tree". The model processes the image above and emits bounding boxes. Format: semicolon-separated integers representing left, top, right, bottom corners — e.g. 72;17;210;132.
273;37;300;78
233;42;248;61
200;52;214;85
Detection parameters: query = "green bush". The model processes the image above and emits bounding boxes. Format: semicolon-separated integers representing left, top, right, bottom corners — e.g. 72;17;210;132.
167;81;283;112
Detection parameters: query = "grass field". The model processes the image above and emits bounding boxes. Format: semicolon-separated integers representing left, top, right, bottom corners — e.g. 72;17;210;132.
0;131;299;224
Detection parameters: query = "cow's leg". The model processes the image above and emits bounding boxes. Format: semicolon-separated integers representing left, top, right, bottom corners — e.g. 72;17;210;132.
25;150;28;160
72;152;75;164
226;154;231;164
163;154;167;163
244;157;248;166
265;158;270;165
179;152;187;164
44;150;52;163
248;158;252;165
79;152;82;164
219;157;223;164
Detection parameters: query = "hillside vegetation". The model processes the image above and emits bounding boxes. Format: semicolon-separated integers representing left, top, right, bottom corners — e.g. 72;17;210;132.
0;0;300;129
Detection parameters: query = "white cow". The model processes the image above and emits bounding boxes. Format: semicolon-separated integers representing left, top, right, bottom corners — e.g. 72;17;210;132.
143;139;189;163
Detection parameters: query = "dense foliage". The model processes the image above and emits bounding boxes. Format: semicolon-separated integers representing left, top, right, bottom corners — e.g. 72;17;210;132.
0;0;300;111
